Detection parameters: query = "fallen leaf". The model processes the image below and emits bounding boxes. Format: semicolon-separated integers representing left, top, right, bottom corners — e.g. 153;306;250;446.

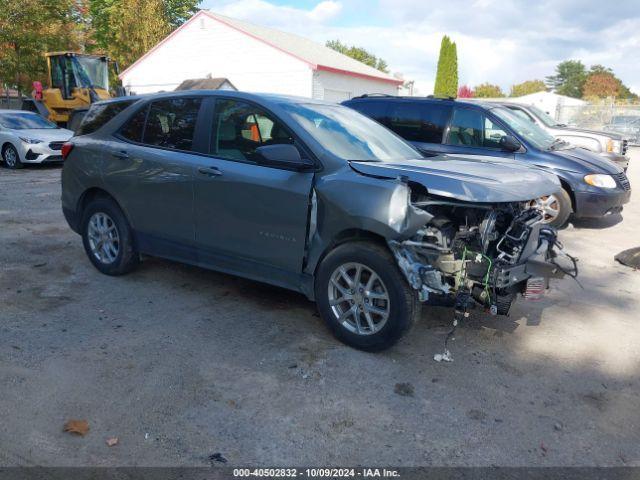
106;437;118;447
63;419;89;436
540;441;548;456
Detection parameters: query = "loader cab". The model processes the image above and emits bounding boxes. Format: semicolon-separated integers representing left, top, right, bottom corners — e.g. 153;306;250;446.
47;53;111;99
38;53;115;126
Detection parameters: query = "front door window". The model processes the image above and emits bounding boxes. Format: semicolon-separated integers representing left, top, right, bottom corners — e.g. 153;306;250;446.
447;108;508;149
211;99;293;162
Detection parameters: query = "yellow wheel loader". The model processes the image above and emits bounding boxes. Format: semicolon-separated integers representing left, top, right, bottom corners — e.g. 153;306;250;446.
22;52;123;131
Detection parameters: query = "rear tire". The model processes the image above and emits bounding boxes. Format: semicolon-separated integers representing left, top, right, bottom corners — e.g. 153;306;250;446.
315;241;421;352
81;197;139;276
2;144;23;169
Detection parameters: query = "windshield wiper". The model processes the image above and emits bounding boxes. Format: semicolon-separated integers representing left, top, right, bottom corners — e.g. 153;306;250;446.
549;138;567;151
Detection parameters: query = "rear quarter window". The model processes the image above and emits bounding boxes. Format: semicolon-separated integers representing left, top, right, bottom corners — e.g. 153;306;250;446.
77;100;136;136
119;105;148;143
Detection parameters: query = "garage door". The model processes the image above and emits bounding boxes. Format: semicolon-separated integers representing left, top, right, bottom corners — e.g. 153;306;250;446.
323;88;352;103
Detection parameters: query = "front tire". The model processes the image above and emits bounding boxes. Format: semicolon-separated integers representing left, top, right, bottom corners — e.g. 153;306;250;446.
2;144;23;169
81;197;139;275
315;241;421;352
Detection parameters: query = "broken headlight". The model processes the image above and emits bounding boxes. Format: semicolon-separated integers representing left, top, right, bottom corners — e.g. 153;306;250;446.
388;183;409;232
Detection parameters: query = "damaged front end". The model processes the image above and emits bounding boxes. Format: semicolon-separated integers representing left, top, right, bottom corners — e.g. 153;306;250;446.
387;182;578;323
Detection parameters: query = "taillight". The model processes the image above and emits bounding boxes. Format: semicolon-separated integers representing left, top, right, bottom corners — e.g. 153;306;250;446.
61;142;74;160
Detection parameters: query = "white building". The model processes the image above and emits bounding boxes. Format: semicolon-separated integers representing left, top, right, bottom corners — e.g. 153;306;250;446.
502;91;587;118
119;10;402;101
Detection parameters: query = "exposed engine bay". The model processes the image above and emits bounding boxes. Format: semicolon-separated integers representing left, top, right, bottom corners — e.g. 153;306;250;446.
387;184;578;351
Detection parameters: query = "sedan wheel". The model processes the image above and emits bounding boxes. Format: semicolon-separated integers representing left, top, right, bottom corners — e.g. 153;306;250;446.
2;145;22;169
328;262;390;335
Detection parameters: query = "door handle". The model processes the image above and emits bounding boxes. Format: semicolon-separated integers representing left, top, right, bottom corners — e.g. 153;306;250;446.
112;150;129;159
198;166;223;177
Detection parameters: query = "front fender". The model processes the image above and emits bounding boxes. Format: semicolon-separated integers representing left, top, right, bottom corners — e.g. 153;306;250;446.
304;168;431;275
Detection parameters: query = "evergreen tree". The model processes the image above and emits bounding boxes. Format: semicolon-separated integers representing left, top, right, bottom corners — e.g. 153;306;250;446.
434;35;458;98
545;60;587;98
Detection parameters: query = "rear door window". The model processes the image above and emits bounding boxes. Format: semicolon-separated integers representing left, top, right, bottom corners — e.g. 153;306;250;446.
143;97;203;151
349;101;389;125
77;100;136;136
388;102;451;144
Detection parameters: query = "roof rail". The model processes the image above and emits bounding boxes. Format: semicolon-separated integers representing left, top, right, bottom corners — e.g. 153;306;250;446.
350;93;395;100
426;95;456;100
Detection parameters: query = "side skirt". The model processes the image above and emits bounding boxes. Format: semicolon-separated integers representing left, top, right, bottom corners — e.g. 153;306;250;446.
135;232;315;301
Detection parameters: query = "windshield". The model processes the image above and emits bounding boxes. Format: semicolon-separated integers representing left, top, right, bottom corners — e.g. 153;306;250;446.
528;105;559;127
282;103;419;162
0;112;57;129
492;107;557;150
73;56;109;90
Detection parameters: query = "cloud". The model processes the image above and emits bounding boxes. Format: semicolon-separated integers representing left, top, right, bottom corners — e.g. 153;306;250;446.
201;0;640;95
308;1;343;22
207;0;342;27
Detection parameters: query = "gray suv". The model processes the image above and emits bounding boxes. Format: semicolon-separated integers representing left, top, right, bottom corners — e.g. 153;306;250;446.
61;91;571;351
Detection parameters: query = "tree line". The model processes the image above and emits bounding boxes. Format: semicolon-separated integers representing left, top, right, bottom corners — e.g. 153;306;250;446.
463;61;636;100
0;0;200;94
426;35;637;101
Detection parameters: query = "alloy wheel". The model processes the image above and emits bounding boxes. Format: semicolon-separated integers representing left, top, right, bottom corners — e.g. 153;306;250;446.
87;212;120;264
4;147;17;168
328;262;390;335
529;194;561;224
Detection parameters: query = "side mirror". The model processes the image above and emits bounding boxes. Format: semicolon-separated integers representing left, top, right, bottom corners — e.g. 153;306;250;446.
500;135;522;152
255;144;314;171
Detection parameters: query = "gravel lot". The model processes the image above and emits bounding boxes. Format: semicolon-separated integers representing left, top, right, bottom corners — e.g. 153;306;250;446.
1;149;639;467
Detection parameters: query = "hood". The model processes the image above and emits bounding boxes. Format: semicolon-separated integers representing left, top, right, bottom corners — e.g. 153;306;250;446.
350;154;561;203
11;128;74;142
556;125;624;140
552;146;623;174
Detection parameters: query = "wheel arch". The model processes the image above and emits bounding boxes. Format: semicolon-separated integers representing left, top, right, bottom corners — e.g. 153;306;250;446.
310;228;390;279
77;187;133;229
558;177;576;213
1;141;18;155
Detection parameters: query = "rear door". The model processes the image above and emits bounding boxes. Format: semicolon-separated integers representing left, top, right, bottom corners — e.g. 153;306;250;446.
103;96;207;258
442;106;516;159
193;97;315;274
387;101;453;156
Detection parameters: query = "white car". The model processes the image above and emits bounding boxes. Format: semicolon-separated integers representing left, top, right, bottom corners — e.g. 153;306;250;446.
0;110;74;169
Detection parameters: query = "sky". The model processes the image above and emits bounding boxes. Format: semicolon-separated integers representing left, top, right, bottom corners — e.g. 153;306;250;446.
199;0;640;96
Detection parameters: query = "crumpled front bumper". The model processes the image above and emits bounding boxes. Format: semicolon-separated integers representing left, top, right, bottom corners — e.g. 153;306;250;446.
494;229;570;291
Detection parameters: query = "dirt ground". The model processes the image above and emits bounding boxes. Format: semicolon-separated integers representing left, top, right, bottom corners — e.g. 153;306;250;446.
1;149;639;467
